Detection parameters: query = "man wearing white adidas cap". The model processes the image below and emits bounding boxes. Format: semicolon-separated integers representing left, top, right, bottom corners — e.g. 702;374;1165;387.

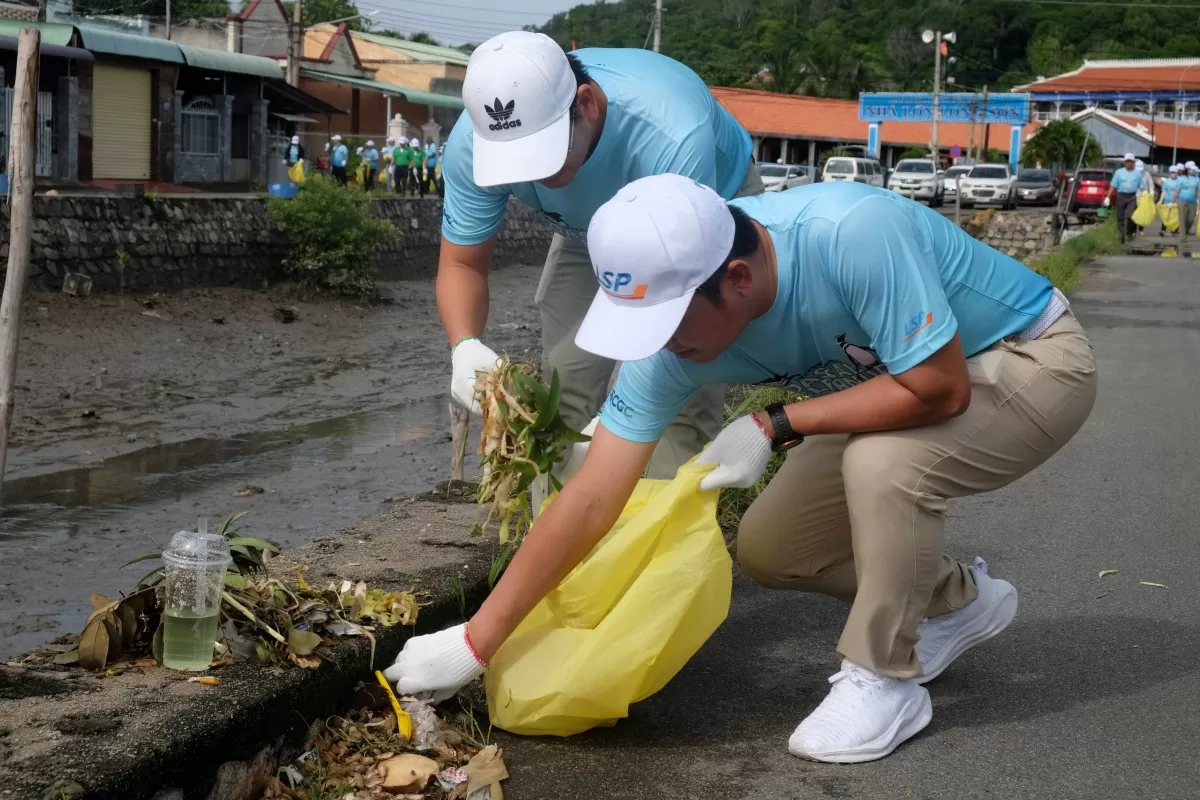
386;176;1097;764
437;30;761;478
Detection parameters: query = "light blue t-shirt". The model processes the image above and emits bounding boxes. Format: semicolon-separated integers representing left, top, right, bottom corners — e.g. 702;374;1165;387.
1178;174;1199;203
1162;177;1180;201
332;144;348;168
1111;167;1142;194
362;147;380;168
602;183;1056;444
441;48;753;246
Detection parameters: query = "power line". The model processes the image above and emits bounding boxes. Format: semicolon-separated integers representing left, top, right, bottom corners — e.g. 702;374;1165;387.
358;0;552;17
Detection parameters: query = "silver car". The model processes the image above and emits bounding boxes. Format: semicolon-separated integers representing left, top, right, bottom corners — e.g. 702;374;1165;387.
959;164;1016;209
759;163;813;193
886;159;944;205
941;165;972;199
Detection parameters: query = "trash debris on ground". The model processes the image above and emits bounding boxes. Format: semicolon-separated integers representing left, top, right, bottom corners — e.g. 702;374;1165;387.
234;485;266;497
1139;581;1168;588
275;306;298;324
258;700;507;800
1099;569;1119;578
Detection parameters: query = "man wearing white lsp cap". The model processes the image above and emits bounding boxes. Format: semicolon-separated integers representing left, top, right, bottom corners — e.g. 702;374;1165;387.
439;30;761;478
386;177;1097;763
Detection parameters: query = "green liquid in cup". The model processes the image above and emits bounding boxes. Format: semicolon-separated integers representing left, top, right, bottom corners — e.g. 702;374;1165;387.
162;609;220;671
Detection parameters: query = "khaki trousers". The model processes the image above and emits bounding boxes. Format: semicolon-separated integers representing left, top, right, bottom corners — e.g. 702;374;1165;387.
535;164;766;478
737;313;1098;679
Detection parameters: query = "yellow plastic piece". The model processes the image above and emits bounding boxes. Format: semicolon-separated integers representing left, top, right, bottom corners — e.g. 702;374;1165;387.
287;160;305;184
375;669;413;740
1132;192;1156;227
485;462;732;736
1159;203;1180;232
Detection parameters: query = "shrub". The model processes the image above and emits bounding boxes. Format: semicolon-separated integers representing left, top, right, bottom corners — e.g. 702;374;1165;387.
1028;219;1120;292
267;175;397;296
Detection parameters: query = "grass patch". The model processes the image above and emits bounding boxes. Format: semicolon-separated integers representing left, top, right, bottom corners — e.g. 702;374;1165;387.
717;385;801;537
1028;219;1121;292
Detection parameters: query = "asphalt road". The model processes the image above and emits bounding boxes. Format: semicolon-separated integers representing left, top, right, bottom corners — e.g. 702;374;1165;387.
496;255;1200;800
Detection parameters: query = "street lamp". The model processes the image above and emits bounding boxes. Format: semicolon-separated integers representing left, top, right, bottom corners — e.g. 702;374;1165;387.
923;29;956;164
1171;62;1200;164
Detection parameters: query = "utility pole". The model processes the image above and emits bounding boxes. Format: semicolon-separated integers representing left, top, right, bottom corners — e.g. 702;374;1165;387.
979;85;990;161
930;29;942;164
652;0;663;53
287;0;303;86
166;0;171;40
0;28;41;502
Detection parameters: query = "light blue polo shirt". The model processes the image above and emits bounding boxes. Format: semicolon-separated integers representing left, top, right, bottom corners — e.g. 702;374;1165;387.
601;183;1055;444
332;144;348;168
1162;176;1180;201
1178;174;1199;203
441;48;753;246
1111;167;1142;194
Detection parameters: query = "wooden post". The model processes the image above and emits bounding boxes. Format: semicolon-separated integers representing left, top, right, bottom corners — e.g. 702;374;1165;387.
0;28;41;503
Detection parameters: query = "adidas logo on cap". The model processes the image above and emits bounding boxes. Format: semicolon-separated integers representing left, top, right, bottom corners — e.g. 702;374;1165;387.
484;98;521;131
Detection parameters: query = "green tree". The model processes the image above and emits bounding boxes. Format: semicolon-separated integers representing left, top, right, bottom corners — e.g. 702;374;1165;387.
1021;120;1102;169
282;0;369;31
1028;35;1079;81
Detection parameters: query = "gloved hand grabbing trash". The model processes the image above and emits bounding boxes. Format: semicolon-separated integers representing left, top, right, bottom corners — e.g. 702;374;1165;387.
383;623;487;703
1102;196;1111;208
531;416;599;517
696;414;773;491
450;338;500;413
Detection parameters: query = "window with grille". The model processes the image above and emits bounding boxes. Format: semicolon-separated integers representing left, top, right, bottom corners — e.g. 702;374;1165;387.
181;97;219;156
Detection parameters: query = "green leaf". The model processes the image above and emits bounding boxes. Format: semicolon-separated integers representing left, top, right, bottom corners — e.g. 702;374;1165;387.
288;629;322;656
122;552;163;569
555;419;593;443
216;511;250;537
532;370;561;432
54;649;80;665
226;536;280;554
511;371;547;407
224;572;248;589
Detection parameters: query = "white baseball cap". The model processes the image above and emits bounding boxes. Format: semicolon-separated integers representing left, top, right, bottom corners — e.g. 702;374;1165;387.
332;134;342;141
463;31;576;187
575;174;736;362
1123;152;1136;161
291;135;300;145
1170;165;1179;173
410;137;420;146
1189;160;1198;170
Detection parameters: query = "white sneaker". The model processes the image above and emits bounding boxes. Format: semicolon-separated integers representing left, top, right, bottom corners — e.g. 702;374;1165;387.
788;661;933;764
916;557;1018;685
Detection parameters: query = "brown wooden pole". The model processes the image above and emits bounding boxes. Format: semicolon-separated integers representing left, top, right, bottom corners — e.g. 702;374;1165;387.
0;28;41;504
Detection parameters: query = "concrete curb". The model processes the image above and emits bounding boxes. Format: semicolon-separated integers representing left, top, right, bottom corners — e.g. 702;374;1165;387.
0;492;496;800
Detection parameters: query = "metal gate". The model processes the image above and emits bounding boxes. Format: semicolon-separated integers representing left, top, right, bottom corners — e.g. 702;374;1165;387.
4;89;54;177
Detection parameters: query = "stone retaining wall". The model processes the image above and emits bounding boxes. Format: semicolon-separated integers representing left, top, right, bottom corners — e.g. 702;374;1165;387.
0;195;553;293
966;209;1059;262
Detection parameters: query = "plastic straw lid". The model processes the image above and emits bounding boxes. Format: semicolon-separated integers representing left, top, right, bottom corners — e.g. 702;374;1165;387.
162;530;233;569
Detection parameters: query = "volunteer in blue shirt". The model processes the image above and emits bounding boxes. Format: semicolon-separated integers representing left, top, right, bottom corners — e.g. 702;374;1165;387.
361;140;380;191
386;176;1098;765
1178;161;1200;247
439;30;761;480
1107;153;1142;243
329;135;349;186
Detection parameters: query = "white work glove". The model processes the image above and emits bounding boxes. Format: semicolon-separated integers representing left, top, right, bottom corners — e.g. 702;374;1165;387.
450;338;500;414
1102;196;1111;208
383;623;486;703
696;414;773;491
531;416;599;517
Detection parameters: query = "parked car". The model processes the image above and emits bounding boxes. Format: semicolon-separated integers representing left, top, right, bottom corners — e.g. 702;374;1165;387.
759;163;813;192
1069;169;1114;211
959;164;1017;209
1014;168;1059;206
822;156;886;187
941;165;972;200
886;158;944;206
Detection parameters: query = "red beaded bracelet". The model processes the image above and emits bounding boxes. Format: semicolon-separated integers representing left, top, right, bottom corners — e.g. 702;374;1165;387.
463;626;489;668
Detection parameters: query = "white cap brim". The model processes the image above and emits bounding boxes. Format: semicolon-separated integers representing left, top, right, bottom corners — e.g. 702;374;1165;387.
575;287;695;362
472;110;570;187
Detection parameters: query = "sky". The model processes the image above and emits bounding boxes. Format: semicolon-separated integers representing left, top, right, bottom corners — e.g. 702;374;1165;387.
355;0;582;47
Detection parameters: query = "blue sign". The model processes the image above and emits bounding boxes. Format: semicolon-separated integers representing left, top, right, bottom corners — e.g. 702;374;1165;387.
858;92;1031;125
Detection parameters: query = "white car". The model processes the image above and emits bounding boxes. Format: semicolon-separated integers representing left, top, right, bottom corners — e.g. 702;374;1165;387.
941;165;972;200
822;157;886;187
759;163;813;192
886;159;944;206
959;164;1017;209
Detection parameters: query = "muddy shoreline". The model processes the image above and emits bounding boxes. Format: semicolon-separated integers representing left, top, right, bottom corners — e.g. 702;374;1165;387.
0;267;544;659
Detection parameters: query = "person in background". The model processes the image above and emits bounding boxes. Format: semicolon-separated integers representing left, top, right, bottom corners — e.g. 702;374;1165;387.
285;135;305;167
425;143;439;195
1106;153;1142;244
410;137;426;197
1160;164;1180;238
435;144;445;198
1134;159;1154;200
393;138;412;195
1177;161;1199;250
330;135;349;185
382;151;396;192
362;140;380;190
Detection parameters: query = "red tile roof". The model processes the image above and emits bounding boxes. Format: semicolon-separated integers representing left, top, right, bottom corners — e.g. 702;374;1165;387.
710;87;1036;154
1015;59;1200;93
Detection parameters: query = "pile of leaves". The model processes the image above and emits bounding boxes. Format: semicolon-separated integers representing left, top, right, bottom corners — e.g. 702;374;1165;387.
261;703;507;800
462;359;588;543
45;513;419;672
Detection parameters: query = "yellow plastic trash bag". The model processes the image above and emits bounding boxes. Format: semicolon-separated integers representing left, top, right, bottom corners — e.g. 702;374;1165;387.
1159;203;1180;232
485;463;732;736
354;162;366;185
1132;192;1156;227
287;159;305;184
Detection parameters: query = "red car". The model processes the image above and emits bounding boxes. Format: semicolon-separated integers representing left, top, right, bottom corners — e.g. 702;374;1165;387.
1069;169;1114;211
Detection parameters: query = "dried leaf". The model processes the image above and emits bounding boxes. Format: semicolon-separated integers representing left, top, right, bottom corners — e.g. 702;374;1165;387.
78;616;111;671
1139;581;1168;588
288;629;322;656
465;745;508;794
132;657;158;669
54;649;80;665
90;593;113;611
288;652;321;669
352;581;368;618
102;613;122;662
379;754;439;793
116;602;138;651
1099;569;1119;578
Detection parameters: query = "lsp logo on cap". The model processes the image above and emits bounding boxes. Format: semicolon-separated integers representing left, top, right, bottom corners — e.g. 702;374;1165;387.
600;271;648;300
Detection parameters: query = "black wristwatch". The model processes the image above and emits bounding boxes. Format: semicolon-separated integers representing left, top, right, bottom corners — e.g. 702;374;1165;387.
764;403;804;452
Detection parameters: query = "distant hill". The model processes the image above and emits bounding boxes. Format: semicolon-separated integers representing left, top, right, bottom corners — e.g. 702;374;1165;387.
538;0;1200;96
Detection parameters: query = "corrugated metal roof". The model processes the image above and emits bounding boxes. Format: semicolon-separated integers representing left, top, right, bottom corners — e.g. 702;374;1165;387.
0;21;75;47
349;30;470;66
301;68;464;109
76;23;183;63
0;34;93;60
177;44;282;79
